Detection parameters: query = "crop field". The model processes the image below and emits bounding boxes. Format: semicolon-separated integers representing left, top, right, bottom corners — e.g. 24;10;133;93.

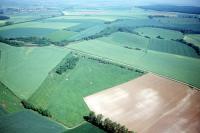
0;110;66;133
134;27;184;40
0;28;57;38
98;31;199;58
0;43;69;99
99;32;149;49
84;73;200;133
0;2;200;133
149;39;199;58
28;53;143;127
0;21;79;31
46;30;77;41
0;82;23;113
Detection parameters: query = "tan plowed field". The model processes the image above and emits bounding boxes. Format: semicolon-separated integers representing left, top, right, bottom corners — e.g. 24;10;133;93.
84;73;200;133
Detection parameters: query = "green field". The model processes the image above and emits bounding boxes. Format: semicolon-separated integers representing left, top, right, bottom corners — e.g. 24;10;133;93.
0;82;23;113
0;106;7;116
67;39;200;88
1;3;200;132
134;27;184;40
0;28;57;38
28;53;143;127
0;110;66;133
149;39;199;58
46;30;77;41
99;32;148;49
99;31;199;58
0;21;79;31
0;43;69;99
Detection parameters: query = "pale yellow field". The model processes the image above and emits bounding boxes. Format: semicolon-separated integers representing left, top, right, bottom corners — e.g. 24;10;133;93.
84;73;200;133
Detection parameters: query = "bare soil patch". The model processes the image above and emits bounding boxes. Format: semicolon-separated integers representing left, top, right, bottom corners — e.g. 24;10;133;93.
84;73;200;133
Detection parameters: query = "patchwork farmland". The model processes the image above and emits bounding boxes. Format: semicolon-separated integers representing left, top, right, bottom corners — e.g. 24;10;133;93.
0;1;200;133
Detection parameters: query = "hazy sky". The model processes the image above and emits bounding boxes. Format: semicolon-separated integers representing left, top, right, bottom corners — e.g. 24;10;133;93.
133;0;200;6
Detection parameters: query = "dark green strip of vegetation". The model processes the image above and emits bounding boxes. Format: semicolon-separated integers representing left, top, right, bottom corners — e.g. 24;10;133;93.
84;111;135;133
81;27;138;41
0;15;10;20
0;37;24;47
0;36;75;47
87;56;144;74
21;100;52;117
55;54;79;75
173;39;200;56
124;46;142;51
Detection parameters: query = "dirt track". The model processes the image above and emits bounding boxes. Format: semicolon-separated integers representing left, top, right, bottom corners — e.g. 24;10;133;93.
84;73;200;133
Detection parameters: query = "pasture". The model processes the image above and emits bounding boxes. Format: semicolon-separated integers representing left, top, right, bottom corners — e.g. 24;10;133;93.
28;53;143;127
0;21;79;31
134;27;184;40
84;73;200;133
149;39;199;58
0;28;57;38
0;110;66;133
46;30;77;41
0;82;22;113
99;32;149;49
0;43;69;99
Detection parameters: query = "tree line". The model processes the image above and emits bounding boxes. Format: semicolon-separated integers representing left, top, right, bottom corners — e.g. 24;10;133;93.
0;36;73;47
0;37;24;47
21;100;52;117
87;56;144;74
173;39;200;55
0;15;10;20
55;55;79;75
84;111;136;133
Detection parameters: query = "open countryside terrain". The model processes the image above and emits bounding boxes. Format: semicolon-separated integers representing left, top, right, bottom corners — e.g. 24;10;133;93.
0;1;200;133
28;53;142;127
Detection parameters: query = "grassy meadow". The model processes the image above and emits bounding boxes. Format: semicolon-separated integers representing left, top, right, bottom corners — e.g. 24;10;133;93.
0;110;66;133
0;82;23;113
0;43;69;99
28;53;143;127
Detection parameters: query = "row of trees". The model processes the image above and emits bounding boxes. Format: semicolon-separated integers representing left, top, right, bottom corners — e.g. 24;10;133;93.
174;39;200;55
0;15;10;20
21;100;52;117
81;27;136;41
84;111;135;133
15;37;51;46
0;36;74;47
0;37;24;47
87;56;144;74
55;55;79;75
124;46;142;51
